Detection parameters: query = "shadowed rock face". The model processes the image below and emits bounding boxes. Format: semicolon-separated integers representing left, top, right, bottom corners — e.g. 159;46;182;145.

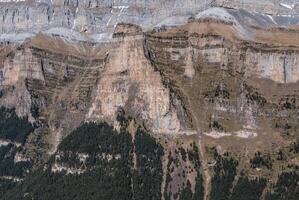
0;1;298;200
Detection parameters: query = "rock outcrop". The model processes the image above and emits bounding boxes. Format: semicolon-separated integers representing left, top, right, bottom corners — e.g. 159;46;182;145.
87;23;190;134
145;7;299;139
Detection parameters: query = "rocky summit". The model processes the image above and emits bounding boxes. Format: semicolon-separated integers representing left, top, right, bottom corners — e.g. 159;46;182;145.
0;0;298;200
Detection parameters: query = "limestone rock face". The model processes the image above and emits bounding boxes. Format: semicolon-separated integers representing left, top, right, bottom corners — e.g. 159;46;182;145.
144;8;299;139
1;0;298;43
2;48;45;85
0;2;299;199
0;0;208;42
244;51;299;83
0;2;298;148
0;3;298;147
87;24;183;134
0;35;107;153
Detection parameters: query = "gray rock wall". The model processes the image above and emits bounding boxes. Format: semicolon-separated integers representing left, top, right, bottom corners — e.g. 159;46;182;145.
0;0;208;42
1;0;299;43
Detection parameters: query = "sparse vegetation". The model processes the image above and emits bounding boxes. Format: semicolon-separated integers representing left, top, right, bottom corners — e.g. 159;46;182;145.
244;84;266;107
203;83;230;103
290;141;299;153
30;101;40;118
274;121;295;136
279;97;296;110
209;121;224;131
164;142;204;200
250;151;273;170
164;153;174;200
188;142;200;169
179;147;187;162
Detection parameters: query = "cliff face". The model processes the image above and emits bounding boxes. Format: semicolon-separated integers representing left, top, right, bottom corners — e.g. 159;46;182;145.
145;11;299;140
86;24;192;135
1;0;298;42
0;38;109;169
0;1;298;200
0;0;207;43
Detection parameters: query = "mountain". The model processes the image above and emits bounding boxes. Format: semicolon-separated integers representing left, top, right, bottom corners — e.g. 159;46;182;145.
0;0;298;200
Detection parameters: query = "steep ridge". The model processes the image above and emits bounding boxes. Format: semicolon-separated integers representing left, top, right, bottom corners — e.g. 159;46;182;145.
87;23;192;135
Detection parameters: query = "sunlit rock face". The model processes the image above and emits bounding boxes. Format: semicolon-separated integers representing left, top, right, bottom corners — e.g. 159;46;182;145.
0;2;299;140
143;6;299;140
0;1;298;200
2;48;45;85
0;2;299;141
244;51;299;83
87;24;183;134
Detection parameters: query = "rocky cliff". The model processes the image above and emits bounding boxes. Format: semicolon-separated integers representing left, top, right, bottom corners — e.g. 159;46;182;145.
0;1;298;200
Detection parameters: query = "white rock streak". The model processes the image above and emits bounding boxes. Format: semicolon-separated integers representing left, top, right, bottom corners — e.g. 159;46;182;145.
279;3;295;10
267;14;278;25
204;129;258;139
